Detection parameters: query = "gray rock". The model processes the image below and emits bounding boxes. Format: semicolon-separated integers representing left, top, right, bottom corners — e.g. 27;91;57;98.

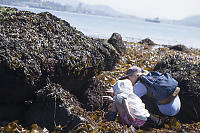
108;33;126;55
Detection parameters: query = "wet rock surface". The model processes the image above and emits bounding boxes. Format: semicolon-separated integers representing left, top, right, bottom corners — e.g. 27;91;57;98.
138;38;157;46
0;6;120;86
0;6;123;131
23;83;84;132
168;44;189;52
108;33;126;55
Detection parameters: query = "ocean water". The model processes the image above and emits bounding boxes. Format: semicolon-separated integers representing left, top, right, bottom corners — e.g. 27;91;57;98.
2;5;200;49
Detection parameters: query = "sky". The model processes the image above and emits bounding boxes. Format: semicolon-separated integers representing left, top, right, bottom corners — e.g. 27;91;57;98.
49;0;200;20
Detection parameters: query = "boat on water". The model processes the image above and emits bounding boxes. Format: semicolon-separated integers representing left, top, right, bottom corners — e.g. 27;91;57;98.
145;17;160;23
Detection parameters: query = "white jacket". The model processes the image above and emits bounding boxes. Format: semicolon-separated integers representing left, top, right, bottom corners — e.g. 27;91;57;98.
113;79;150;121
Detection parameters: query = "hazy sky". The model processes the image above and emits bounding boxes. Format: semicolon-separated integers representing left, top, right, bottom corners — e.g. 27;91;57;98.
47;0;200;20
78;0;200;20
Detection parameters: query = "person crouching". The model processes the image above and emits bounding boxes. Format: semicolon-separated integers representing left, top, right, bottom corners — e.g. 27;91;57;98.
103;79;150;128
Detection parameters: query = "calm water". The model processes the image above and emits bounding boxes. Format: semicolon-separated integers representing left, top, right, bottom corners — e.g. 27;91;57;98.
2;5;200;49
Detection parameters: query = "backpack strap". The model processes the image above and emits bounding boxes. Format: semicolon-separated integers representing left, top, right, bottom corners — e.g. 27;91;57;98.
157;87;180;105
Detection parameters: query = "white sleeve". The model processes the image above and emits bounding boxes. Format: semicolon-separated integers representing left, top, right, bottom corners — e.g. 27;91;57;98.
113;93;128;103
133;82;147;98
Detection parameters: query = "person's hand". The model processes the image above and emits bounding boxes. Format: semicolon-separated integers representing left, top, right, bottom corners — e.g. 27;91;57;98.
136;72;144;77
136;70;149;77
102;96;114;102
105;87;114;94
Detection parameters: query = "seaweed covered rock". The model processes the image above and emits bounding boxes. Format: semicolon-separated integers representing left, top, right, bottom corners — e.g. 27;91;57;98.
154;55;200;122
168;44;189;52
79;77;110;111
23;83;84;132
108;33;126;55
0;6;125;122
138;38;156;46
0;6;120;85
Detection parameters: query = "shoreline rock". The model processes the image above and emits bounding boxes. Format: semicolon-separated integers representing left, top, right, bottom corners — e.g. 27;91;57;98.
0;6;124;131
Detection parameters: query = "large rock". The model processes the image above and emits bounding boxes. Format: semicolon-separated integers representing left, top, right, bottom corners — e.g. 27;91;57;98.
108;33;126;55
79;77;110;111
0;6;126;125
168;44;189;52
138;38;156;46
22;83;85;132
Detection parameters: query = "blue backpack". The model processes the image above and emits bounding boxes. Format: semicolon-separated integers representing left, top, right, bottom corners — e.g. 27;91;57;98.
139;71;178;102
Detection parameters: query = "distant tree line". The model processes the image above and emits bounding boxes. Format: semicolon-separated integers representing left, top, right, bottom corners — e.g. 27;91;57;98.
0;0;26;4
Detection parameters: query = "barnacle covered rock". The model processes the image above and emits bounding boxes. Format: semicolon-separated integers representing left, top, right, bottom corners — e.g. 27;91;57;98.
22;83;85;132
108;33;126;55
168;44;189;52
0;6;124;121
79;77;110;111
0;7;121;86
138;38;157;46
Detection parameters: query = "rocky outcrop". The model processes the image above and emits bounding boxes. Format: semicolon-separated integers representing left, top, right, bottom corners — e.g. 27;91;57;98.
168;44;189;52
23;83;85;132
138;38;157;46
0;6;125;131
153;55;200;123
79;77;110;111
108;33;126;55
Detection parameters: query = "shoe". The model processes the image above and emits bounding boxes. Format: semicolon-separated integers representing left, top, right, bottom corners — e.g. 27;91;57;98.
154;116;170;127
148;114;164;127
156;116;163;126
160;116;170;123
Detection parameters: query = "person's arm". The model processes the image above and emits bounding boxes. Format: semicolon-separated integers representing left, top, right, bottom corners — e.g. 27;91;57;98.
103;86;115;102
133;82;147;98
122;98;135;122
